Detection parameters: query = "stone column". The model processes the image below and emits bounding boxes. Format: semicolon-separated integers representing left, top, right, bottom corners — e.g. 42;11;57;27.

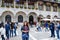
0;0;2;7
24;0;28;9
14;0;16;8
44;5;46;11
51;6;53;12
34;1;38;9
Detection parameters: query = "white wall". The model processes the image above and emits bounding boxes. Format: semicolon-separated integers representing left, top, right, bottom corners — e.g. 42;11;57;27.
0;8;59;23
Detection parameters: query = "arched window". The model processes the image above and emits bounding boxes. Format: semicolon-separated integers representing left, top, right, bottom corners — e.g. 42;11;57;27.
5;15;11;22
18;15;23;22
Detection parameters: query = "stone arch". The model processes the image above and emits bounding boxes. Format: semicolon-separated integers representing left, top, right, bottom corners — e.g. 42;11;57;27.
2;11;14;23
46;15;51;19
16;11;26;22
28;12;37;24
54;15;58;19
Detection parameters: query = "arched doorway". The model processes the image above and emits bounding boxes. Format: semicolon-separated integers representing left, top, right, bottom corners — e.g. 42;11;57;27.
29;15;34;24
5;15;11;22
18;15;23;22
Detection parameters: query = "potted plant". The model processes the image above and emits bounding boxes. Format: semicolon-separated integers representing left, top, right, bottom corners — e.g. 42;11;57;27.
20;6;23;8
32;7;34;9
16;6;19;8
6;6;9;8
1;5;4;7
36;8;38;10
11;6;14;8
24;7;27;9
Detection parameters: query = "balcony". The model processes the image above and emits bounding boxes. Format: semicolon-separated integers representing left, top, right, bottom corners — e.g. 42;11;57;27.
50;0;58;2
43;0;50;1
28;5;35;9
1;3;14;8
16;4;24;8
43;0;58;3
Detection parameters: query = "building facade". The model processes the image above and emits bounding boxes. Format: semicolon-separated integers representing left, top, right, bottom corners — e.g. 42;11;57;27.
0;0;60;23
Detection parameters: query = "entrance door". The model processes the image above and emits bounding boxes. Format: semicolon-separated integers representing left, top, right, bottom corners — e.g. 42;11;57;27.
5;15;11;22
29;15;34;24
18;15;23;22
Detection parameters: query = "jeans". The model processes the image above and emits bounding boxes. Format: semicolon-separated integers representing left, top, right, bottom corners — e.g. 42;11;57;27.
10;30;13;37
45;27;48;31
14;29;17;36
22;34;29;40
1;35;5;40
56;29;59;39
50;29;55;37
6;30;9;39
37;27;41;31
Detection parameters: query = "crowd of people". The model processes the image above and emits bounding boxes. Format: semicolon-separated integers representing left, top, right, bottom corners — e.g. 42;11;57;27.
0;22;17;40
0;21;60;40
36;21;60;40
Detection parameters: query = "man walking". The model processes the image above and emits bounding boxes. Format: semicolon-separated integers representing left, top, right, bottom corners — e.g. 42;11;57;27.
49;21;55;37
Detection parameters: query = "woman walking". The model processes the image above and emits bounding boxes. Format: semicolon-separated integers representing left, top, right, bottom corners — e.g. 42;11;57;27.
21;21;29;40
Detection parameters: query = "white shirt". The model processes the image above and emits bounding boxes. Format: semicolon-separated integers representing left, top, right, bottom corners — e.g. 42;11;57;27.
0;27;5;35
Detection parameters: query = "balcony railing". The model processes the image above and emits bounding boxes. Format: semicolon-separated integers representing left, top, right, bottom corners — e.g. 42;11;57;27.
16;4;24;8
1;3;14;8
43;0;58;3
28;5;34;9
43;0;50;1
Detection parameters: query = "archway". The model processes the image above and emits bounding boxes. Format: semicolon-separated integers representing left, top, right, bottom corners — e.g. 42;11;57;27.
16;11;26;22
2;11;14;23
47;15;51;19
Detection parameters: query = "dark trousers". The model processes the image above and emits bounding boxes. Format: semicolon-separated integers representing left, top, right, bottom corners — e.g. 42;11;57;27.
56;29;59;39
1;35;5;40
6;30;9;39
50;29;55;37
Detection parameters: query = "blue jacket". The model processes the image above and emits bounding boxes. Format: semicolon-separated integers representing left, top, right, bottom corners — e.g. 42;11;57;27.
49;23;54;30
45;22;48;27
5;24;10;31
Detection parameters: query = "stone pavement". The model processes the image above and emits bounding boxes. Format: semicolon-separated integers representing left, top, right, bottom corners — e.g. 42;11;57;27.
10;27;57;40
0;27;57;40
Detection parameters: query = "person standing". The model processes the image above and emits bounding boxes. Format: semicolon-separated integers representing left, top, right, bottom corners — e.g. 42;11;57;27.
56;21;60;39
0;23;6;40
14;23;17;36
5;22;10;40
49;21;55;37
45;21;49;31
10;22;14;37
36;22;41;31
21;21;29;40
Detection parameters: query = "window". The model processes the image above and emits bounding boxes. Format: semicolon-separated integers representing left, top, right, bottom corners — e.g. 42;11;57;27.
5;15;11;22
53;6;57;12
46;5;51;11
18;15;23;22
38;5;43;10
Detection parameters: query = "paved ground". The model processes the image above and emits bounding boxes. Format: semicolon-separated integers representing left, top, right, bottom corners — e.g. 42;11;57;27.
10;27;57;40
0;27;57;40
